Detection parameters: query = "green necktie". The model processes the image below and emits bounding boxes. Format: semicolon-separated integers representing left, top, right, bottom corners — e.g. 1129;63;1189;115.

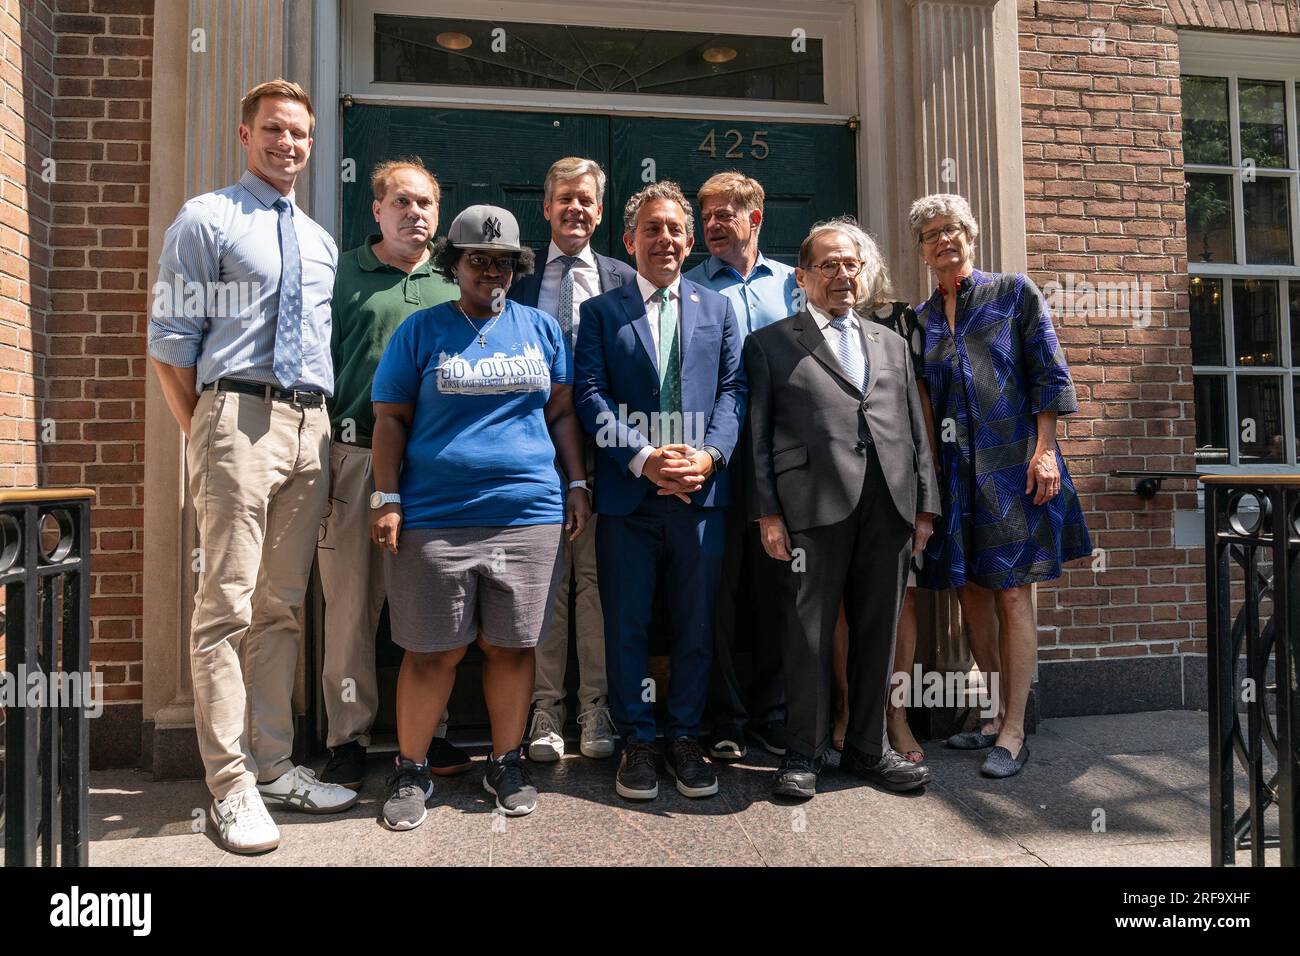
655;288;682;430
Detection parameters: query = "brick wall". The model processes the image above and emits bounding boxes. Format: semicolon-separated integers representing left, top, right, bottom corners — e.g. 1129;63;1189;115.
1018;1;1205;667
41;0;153;730
2;1;52;492
2;1;57;676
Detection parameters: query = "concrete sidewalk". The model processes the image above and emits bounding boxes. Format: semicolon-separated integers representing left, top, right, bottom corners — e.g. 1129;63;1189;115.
87;710;1273;866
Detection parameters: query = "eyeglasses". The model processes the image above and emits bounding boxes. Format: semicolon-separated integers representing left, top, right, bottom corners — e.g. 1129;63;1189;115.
465;253;518;273
810;259;863;278
703;209;739;225
919;223;964;245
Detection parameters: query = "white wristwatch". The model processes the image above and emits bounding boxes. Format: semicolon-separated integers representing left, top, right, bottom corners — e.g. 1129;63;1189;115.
369;491;401;509
568;479;591;492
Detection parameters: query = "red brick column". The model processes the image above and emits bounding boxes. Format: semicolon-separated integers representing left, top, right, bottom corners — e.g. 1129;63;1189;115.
41;0;154;760
1018;1;1203;679
2;1;57;676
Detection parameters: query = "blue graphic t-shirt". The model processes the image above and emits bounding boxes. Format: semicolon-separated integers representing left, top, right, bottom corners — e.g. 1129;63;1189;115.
371;299;570;529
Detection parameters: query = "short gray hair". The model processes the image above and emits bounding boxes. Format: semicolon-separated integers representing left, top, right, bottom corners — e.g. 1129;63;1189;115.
907;193;980;245
544;156;607;205
623;180;694;237
798;216;894;310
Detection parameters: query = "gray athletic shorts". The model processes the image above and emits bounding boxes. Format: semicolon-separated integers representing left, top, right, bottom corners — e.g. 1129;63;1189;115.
386;524;565;653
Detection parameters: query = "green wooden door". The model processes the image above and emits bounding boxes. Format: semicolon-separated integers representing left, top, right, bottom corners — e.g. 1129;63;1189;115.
610;117;857;270
340;107;858;266
341;106;614;254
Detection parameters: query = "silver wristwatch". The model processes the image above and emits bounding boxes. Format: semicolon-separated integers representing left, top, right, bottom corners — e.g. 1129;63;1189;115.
369;491;401;509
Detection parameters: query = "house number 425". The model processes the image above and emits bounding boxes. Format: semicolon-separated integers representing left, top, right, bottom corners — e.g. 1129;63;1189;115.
698;128;770;160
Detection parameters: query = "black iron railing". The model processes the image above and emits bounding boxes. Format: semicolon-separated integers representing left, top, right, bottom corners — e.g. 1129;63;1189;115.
0;488;95;867
1110;469;1201;500
1203;475;1299;866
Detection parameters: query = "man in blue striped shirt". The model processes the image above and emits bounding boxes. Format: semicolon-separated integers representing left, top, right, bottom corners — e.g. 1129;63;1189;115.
148;79;357;855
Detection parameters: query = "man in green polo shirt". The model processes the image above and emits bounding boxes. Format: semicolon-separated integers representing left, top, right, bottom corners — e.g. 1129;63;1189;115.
317;157;468;789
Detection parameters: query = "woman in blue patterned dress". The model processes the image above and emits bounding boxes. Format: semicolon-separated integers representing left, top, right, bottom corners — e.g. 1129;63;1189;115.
908;194;1092;778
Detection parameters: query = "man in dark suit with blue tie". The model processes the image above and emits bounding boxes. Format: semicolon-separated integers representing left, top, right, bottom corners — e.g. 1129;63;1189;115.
574;181;747;801
508;158;635;766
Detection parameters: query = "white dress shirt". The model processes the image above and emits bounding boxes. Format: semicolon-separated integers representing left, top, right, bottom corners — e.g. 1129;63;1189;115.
808;302;869;368
629;274;683;477
537;240;601;339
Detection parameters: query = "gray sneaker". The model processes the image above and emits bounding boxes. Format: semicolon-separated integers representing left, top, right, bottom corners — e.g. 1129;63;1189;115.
527;708;565;762
483;748;538;816
381;757;433;831
577;705;616;759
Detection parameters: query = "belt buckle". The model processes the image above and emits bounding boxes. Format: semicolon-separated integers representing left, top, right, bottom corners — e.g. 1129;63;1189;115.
292;389;317;407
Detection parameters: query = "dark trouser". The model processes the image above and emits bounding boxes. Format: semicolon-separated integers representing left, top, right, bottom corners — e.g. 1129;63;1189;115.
596;494;727;743
779;454;912;760
709;501;785;729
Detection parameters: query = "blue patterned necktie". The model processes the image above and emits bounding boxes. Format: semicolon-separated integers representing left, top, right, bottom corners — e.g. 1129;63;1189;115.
556;255;580;343
830;313;868;392
273;197;302;388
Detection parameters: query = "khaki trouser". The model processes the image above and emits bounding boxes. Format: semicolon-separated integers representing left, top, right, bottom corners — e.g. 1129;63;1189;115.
187;388;330;800
532;514;606;722
317;441;451;748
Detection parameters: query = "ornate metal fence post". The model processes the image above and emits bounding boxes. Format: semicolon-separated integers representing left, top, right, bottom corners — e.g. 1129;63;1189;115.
0;488;96;867
1202;475;1299;867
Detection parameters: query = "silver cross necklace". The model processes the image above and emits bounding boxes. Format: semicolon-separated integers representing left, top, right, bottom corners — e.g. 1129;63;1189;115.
454;299;501;348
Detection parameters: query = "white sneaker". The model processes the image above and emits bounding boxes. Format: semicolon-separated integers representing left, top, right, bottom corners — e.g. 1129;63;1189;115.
210;787;280;854
527;708;565;762
257;764;360;814
578;705;617;759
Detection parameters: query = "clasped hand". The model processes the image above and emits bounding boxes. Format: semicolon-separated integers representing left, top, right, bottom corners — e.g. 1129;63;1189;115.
643;443;713;504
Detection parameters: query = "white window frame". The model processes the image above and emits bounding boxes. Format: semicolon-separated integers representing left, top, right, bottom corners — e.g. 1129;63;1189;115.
341;0;859;122
1181;31;1300;474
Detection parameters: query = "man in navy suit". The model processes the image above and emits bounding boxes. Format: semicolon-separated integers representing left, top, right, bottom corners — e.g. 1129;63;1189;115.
574;180;747;802
508;158;636;767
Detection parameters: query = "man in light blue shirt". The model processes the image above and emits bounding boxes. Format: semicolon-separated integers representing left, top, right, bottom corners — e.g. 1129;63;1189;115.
685;172;800;336
684;172;797;764
147;79;355;856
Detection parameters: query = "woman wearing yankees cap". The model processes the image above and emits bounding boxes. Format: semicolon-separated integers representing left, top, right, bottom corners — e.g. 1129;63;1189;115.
368;204;590;829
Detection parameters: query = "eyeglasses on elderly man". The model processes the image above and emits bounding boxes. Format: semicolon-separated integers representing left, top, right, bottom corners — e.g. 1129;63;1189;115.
809;258;864;278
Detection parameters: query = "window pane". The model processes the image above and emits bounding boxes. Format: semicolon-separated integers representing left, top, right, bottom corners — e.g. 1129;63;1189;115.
1236;375;1285;464
373;16;825;103
1294;378;1300;463
1238;79;1288;169
1182;75;1231;165
1187;174;1235;263
1292;282;1300;366
1243;177;1293;265
1189;276;1225;366
1194;375;1229;464
1232;279;1281;366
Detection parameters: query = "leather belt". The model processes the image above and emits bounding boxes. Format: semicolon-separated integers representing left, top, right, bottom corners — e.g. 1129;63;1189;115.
204;378;326;407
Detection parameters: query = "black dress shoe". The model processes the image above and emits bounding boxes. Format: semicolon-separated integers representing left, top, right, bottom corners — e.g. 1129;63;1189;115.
841;744;932;792
772;752;823;800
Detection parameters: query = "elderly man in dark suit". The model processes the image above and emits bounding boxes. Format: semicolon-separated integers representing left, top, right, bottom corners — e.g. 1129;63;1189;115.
745;217;941;800
508;157;636;766
574;180;746;802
